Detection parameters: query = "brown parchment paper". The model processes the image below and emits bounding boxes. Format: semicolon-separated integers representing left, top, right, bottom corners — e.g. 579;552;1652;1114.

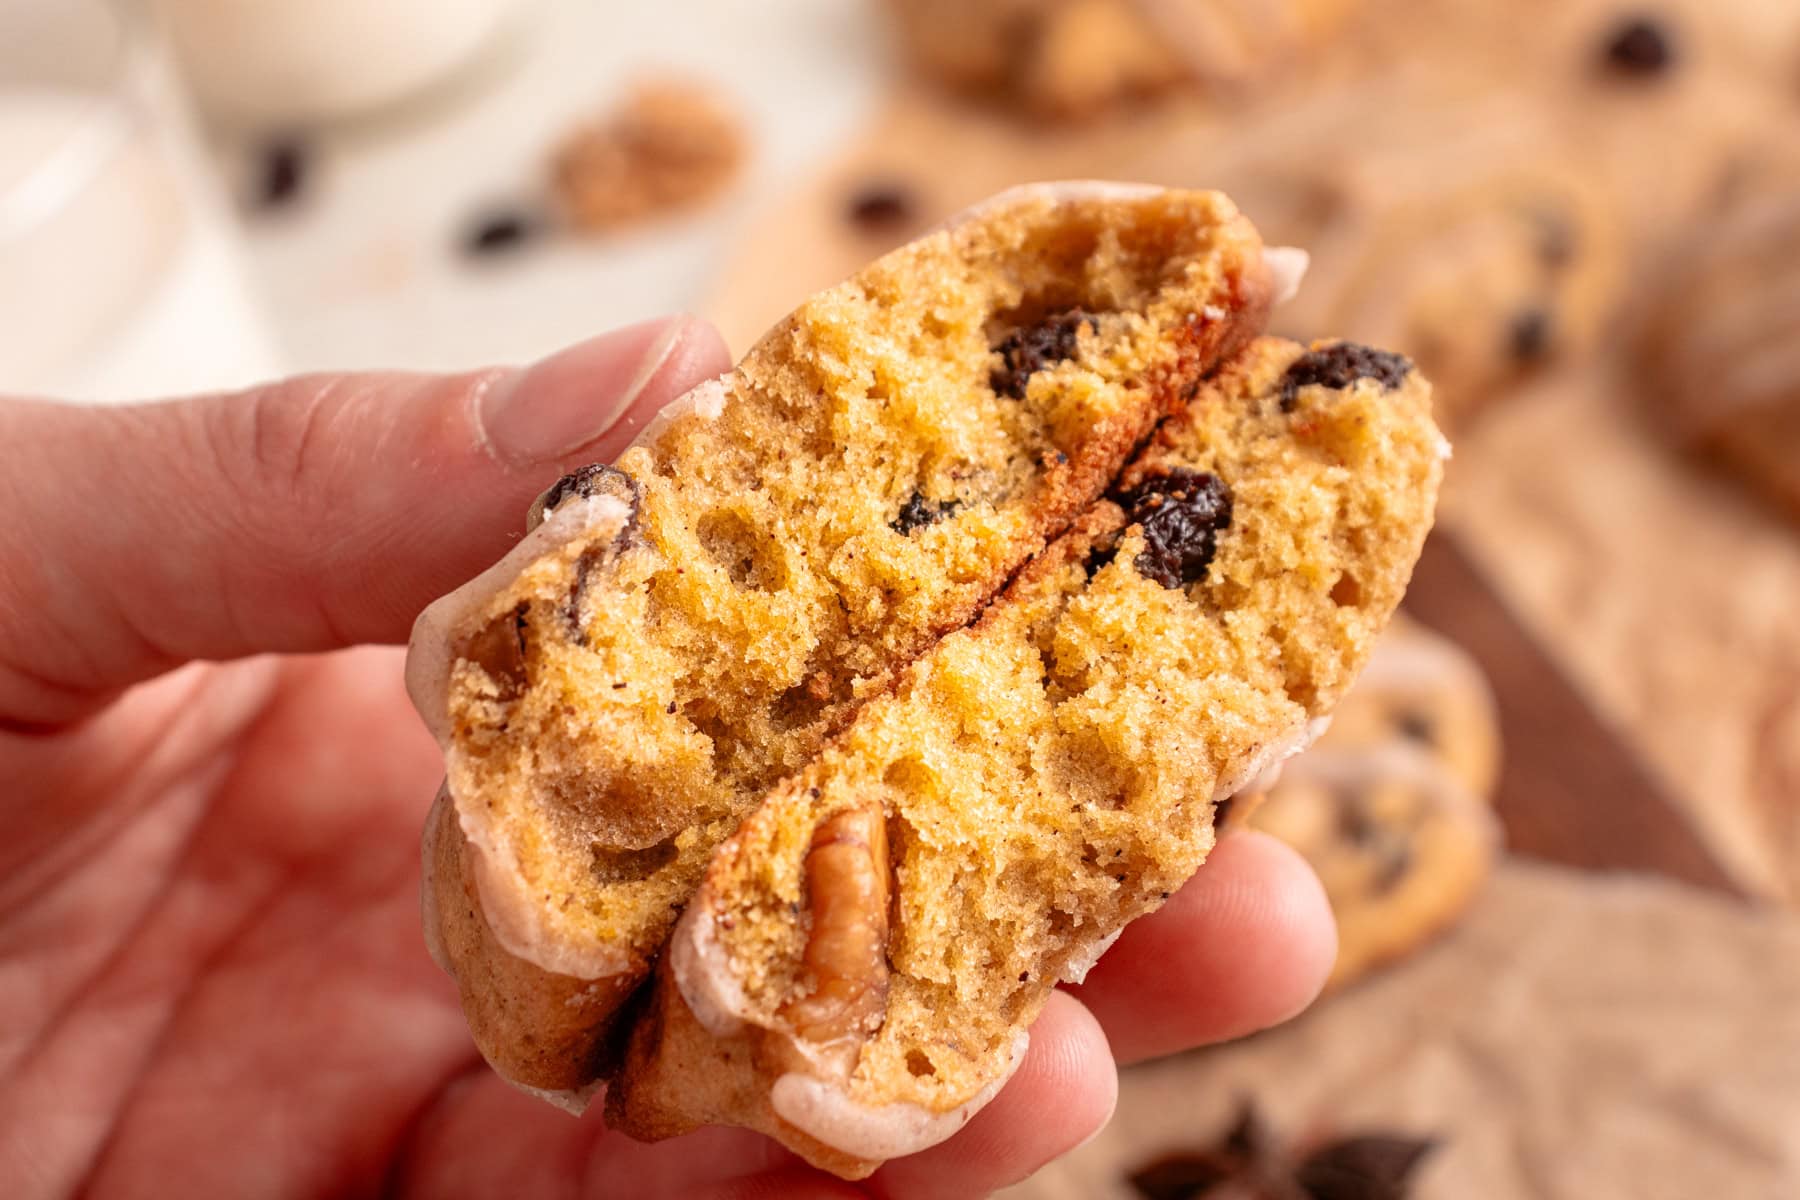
1003;861;1800;1199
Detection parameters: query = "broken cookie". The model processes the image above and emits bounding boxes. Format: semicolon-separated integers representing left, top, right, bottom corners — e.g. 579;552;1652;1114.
406;183;1273;1094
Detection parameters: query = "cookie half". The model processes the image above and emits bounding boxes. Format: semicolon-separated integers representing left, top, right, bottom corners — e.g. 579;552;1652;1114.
406;184;1272;1092
607;336;1444;1177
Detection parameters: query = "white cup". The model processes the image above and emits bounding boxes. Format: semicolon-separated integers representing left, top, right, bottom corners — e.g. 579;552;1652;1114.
0;0;283;402
147;0;534;129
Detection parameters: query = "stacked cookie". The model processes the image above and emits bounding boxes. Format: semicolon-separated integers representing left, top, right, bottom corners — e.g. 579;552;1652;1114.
1248;616;1502;988
408;184;1444;1176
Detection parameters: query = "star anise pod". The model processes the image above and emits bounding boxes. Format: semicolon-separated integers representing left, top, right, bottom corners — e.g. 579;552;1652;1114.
1127;1101;1437;1200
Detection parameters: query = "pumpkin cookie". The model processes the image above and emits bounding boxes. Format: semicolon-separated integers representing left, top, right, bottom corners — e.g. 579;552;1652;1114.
406;184;1272;1093
607;336;1443;1177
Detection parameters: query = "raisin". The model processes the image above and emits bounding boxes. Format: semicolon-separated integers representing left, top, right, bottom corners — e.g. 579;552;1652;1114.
890;491;960;534
1119;468;1233;589
251;136;309;212
532;463;644;534
1509;309;1553;362
1396;710;1437;747
1601;15;1675;77
463;206;548;256
1279;343;1412;412
1129;1107;1437;1200
990;309;1097;399
846;182;916;231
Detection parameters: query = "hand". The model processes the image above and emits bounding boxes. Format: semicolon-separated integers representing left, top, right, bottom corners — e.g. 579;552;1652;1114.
0;317;1335;1200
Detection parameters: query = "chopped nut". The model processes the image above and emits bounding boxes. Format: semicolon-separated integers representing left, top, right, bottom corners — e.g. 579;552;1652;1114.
550;79;745;233
782;801;892;1042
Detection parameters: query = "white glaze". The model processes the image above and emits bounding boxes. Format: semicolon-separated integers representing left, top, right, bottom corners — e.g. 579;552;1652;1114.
625;374;731;452
1058;928;1124;985
418;783;453;976
404;493;637;979
507;1077;602;1117
769;1034;1029;1162
1263;245;1310;306
404;492;632;748
670;900;754;1039
1211;715;1329;804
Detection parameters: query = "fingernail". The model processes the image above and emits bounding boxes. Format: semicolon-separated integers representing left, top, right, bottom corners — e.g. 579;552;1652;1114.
478;315;691;466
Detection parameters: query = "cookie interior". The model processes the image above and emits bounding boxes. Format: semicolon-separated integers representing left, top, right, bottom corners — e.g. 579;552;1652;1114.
690;336;1442;1113
435;189;1267;981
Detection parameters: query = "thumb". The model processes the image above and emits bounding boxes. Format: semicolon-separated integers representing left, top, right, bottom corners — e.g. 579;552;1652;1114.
0;314;731;729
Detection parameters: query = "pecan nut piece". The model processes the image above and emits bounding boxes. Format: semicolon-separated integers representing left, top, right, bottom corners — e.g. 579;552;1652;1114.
781;802;892;1043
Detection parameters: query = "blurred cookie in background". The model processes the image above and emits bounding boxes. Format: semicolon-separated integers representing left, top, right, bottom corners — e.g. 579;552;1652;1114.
1250;619;1502;989
884;0;1355;121
1251;745;1500;990
1239;147;1623;431
1636;145;1800;523
1316;613;1500;798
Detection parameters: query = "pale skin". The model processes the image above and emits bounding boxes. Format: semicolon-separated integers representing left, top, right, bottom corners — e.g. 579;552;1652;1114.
0;316;1336;1200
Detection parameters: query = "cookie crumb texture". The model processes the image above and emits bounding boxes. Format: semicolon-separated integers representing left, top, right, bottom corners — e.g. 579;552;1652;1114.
423;186;1267;1087
611;337;1441;1174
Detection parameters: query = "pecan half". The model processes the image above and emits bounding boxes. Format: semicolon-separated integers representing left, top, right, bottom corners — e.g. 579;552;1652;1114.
781;802;892;1043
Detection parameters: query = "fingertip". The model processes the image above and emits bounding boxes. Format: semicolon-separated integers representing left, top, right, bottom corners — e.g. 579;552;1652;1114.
1069;830;1337;1063
870;992;1116;1200
578;313;735;463
1204;830;1338;1024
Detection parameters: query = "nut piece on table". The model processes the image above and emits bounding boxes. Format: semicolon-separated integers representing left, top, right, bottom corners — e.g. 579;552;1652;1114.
550;79;745;232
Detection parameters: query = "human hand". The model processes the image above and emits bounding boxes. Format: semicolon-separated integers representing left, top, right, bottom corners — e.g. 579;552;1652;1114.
0;317;1335;1199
